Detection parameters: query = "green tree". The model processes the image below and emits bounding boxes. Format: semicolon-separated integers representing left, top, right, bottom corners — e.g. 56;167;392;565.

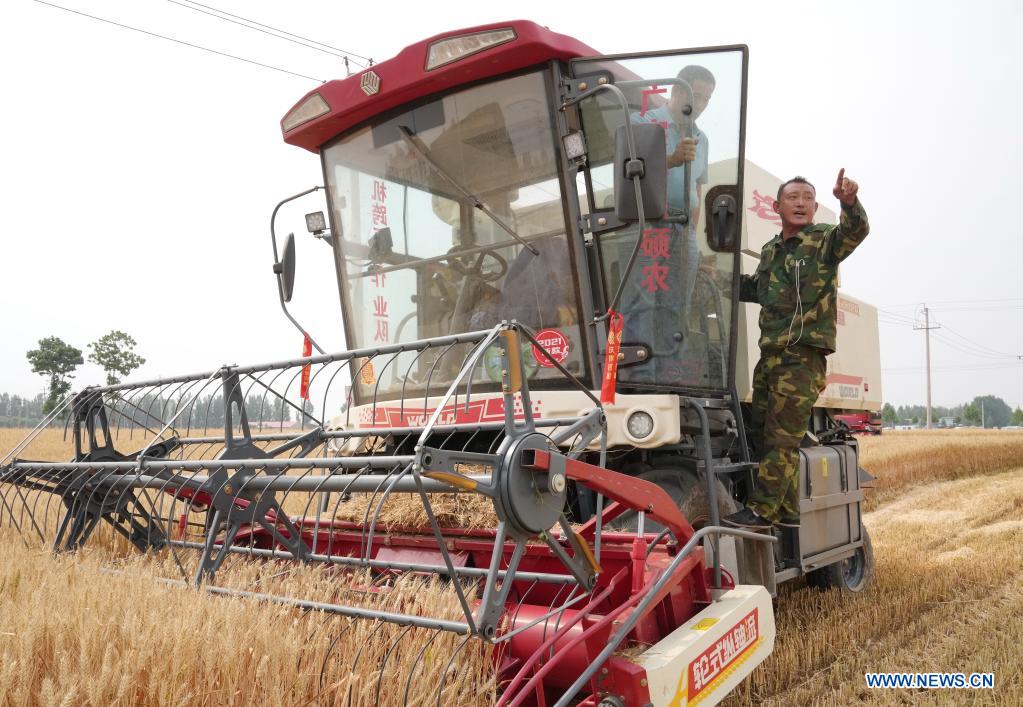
963;402;981;426
970;395;1011;428
1013;408;1023;426
27;336;83;414
88;330;145;386
881;403;897;426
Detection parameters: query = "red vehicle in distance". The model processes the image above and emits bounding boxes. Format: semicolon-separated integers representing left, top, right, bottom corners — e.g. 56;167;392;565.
834;411;883;435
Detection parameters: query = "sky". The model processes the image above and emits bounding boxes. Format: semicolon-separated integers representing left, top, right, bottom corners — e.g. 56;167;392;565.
1;0;1021;410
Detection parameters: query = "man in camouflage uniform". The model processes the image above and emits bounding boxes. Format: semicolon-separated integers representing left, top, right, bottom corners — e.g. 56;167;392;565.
724;169;869;529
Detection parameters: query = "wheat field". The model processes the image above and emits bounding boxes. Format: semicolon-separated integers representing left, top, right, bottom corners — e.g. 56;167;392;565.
725;429;1023;706
2;428;1023;705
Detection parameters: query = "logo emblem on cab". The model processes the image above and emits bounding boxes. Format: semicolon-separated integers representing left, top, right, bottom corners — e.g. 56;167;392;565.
360;71;381;96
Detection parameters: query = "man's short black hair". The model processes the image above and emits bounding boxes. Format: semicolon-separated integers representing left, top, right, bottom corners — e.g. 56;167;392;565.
777;176;815;202
677;65;716;87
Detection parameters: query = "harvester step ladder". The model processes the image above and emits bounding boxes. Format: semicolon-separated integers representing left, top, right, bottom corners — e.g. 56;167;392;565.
707;460;757;476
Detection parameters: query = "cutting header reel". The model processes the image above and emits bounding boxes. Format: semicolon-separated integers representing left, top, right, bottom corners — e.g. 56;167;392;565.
1;322;773;705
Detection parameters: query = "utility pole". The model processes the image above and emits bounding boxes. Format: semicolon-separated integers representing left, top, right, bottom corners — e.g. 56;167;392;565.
914;304;940;429
981;399;986;429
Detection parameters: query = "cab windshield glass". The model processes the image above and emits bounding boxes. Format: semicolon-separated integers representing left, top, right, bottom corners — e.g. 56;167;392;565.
323;71;585;403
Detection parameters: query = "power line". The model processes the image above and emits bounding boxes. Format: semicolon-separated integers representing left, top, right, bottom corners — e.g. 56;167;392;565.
878;309;917;325
33;0;324;83
932;338;1012;362
929;305;1023;313
881;297;1023;309
167;0;369;70
883;363;1022;374
878;308;1020;361
932;328;1020;360
175;0;373;64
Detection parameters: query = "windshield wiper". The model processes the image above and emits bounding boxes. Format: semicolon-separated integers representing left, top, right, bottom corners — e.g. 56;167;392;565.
395;125;539;256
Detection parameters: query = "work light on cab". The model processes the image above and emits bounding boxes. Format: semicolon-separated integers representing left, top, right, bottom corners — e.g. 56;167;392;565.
282;93;330;132
304;211;327;235
563;130;587;163
425;28;516;70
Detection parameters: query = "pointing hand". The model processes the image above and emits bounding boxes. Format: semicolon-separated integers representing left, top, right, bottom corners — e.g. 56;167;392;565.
833;168;859;205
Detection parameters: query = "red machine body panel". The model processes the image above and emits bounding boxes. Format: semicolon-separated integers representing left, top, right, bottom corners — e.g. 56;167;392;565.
281;19;597;151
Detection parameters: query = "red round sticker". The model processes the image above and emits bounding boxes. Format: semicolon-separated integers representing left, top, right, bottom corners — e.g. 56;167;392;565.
532;329;570;368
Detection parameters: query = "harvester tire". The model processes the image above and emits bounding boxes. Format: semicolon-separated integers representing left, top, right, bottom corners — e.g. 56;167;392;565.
807;527;874;593
607;468;751;582
607;468;737;533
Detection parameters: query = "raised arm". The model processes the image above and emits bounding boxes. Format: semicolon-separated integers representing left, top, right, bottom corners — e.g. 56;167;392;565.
823;168;869;264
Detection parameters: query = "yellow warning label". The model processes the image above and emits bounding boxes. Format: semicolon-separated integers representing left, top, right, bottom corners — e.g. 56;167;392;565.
821;457;829;478
693;618;718;631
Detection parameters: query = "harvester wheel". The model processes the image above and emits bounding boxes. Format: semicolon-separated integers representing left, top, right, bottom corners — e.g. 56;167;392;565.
807;527;874;593
607;468;733;532
608;468;748;583
608;468;739;531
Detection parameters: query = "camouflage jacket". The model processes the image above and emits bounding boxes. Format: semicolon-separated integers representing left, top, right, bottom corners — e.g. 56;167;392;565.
739;200;869;352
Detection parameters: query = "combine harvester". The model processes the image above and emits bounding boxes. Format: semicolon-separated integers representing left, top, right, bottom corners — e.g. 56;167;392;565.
1;21;878;705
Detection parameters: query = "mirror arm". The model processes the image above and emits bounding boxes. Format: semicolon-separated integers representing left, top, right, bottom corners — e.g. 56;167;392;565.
561;83;646;322
270;186;327;355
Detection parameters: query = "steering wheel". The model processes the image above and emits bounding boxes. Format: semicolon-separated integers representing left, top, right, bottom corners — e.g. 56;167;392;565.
444;247;508;283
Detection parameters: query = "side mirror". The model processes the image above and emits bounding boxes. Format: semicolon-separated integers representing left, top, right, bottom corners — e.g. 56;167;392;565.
273;232;296;302
613;123;667;222
705;187;739;252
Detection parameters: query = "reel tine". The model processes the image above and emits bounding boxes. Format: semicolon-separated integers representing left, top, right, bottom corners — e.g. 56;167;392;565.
398;346;430;424
0;468;37;543
545;584;582;666
357;466;401;560
345;619;387;707
402;629;444;706
363;464;411;559
421;341;459;414
374;624;414;707
318;617;358;699
433;633;475;707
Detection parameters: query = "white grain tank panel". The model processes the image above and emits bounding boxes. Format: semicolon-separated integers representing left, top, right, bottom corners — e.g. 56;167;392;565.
821;293;882;411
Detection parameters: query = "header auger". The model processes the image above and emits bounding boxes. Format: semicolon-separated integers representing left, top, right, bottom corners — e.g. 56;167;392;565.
1;322;776;705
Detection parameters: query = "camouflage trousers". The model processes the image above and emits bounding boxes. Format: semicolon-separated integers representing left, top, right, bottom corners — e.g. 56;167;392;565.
747;345;827;522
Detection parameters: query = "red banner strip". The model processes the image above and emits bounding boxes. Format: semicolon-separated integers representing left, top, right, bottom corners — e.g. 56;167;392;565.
600;310;623;405
299;334;312;400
